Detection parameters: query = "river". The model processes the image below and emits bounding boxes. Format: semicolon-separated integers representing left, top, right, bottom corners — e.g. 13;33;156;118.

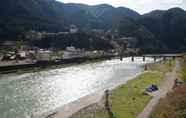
0;57;156;118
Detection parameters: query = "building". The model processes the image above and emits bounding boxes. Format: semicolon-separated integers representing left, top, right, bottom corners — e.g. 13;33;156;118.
36;49;52;61
18;51;27;59
63;46;85;59
70;25;78;33
85;50;99;58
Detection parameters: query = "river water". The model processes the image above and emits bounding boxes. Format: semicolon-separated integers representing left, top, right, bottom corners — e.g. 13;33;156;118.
0;57;156;118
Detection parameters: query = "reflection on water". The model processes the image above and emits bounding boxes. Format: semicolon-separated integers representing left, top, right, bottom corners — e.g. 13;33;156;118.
0;57;156;118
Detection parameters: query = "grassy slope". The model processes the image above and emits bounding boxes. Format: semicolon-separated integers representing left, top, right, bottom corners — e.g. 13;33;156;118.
151;57;186;118
71;59;175;118
71;72;163;118
148;59;175;73
110;59;175;118
110;72;163;118
178;57;186;82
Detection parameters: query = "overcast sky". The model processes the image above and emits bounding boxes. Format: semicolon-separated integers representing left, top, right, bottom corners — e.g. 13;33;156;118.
57;0;186;14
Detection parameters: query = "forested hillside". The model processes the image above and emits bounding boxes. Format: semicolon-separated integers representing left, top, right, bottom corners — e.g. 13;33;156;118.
0;0;186;53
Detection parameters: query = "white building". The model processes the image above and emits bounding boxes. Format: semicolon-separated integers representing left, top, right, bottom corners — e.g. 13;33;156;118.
63;46;85;59
18;51;27;58
36;50;52;61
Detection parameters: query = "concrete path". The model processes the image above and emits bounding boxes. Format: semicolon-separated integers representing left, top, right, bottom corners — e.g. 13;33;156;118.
55;91;104;118
137;59;180;118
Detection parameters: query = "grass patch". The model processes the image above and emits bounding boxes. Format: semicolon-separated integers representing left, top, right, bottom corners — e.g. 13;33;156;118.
148;59;175;73
110;72;163;118
151;57;186;118
178;58;186;82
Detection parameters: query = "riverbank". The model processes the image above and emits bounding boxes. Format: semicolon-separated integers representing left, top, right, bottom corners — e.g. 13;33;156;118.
0;56;115;74
137;59;179;118
67;59;175;118
151;57;186;118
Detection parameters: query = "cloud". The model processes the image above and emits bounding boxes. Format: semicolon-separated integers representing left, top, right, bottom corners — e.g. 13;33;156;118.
58;0;186;14
137;0;183;5
162;0;183;4
138;0;154;4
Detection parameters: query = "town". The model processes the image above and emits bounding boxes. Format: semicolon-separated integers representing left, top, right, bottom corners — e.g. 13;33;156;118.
0;25;139;68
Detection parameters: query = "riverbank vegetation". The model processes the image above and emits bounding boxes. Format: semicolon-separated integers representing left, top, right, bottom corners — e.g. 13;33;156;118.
178;57;186;82
148;59;175;73
110;72;163;118
71;72;163;118
151;57;186;118
151;85;186;118
71;59;175;118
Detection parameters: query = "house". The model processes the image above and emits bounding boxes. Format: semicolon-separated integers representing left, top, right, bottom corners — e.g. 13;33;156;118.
63;46;85;59
1;50;28;61
85;50;98;57
36;49;52;61
1;51;15;61
85;50;105;58
17;51;27;59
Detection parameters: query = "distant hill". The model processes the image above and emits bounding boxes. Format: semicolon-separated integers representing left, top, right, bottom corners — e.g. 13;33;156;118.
139;8;186;52
0;0;140;33
0;0;186;53
46;3;140;29
0;0;66;40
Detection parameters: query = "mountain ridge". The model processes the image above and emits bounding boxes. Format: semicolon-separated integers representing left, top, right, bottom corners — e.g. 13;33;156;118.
0;0;186;52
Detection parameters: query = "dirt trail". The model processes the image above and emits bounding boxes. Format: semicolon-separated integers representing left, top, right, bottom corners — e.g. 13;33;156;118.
137;59;180;118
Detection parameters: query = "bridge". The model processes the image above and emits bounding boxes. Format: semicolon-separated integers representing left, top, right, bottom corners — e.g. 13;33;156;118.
143;54;185;58
127;53;185;62
117;53;185;62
